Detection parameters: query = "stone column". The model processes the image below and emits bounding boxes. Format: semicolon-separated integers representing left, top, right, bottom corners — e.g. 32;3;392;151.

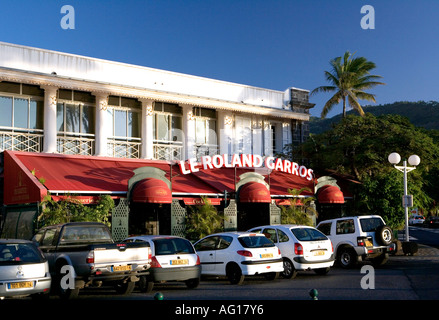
218;110;233;155
181;104;195;160
41;85;58;153
140;99;154;159
93;92;109;157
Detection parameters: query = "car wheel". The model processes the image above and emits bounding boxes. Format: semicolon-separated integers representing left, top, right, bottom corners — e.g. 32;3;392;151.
138;275;154;293
338;247;358;268
376;225;393;246
264;272;279;281
185;277;200;289
371;253;389;267
282;258;297;279
114;281;135;295
56;263;80;300
314;267;330;275
226;263;245;285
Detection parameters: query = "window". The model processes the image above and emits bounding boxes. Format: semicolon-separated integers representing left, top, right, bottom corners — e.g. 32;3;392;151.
360;218;384;232
262;228;278;243
57;103;95;134
193;107;217;145
194;236;218;251
291;228;328;241
107;96;141;139
41;229;57;247
217;236;233;249
153;238;195;255
0;83;44;131
336;219;355;235
278;229;289;243
153;102;182;142
238;236;275;248
317;223;332;236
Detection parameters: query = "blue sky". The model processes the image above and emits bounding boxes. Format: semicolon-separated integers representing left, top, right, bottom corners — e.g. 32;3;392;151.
1;0;438;118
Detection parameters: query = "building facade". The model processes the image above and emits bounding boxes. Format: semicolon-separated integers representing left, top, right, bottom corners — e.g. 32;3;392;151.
0;42;313;161
0;42;344;241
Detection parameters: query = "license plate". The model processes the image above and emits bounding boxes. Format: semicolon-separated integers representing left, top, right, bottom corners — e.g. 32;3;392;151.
260;253;273;259
112;265;132;272
313;250;325;256
171;259;189;265
8;281;34;289
365;240;373;247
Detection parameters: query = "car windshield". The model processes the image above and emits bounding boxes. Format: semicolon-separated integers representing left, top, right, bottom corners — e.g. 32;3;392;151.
360;218;384;232
153;238;195;255
0;243;44;265
59;225;112;245
291;228;328;241
238;236;274;248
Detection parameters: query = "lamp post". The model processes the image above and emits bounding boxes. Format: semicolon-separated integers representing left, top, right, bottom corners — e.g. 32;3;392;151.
388;152;420;242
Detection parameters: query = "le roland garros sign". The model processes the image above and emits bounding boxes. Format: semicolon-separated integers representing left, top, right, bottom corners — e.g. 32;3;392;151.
178;154;314;181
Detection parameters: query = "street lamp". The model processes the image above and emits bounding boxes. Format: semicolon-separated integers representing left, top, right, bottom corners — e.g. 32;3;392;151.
388;152;420;243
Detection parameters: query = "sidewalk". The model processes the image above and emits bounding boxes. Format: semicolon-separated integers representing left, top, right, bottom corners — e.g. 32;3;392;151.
392;241;439;261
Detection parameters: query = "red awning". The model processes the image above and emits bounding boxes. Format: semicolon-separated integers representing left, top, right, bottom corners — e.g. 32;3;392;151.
131;178;172;204
238;182;271;203
317;185;345;204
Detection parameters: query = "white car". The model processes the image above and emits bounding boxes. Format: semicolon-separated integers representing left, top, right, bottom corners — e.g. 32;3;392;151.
0;240;51;299
248;225;334;279
409;215;425;225
194;232;284;285
123;235;201;292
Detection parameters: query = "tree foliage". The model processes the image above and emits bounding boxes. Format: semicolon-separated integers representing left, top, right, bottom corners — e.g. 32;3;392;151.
280;188;317;226
184;197;223;241
311;51;385;118
38;195;114;228
290;113;439;228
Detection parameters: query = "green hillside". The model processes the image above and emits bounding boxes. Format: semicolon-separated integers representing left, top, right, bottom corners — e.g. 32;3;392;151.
309;101;439;134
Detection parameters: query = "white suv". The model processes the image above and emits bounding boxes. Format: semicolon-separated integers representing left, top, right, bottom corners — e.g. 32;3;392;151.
316;215;395;268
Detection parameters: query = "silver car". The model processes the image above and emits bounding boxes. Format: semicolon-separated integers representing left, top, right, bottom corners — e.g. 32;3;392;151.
0;240;51;299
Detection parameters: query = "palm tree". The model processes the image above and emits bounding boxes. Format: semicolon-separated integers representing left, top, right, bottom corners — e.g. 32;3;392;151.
311;51;385;118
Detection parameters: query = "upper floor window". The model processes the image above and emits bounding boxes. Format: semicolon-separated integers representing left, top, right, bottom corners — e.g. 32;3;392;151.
193;107;217;145
153;102;182;143
107;96;141;139
57;89;96;135
0;82;44;131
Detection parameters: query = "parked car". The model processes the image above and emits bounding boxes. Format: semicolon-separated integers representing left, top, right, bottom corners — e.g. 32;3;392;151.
32;222;151;299
248;225;334;279
194;232;283;285
424;216;439;228
409;215;425;225
0;239;51;299
317;215;395;268
123;235;201;292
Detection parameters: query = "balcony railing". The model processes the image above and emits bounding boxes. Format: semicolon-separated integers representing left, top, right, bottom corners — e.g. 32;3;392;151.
57;135;95;156
194;143;219;161
153;141;183;161
0;130;43;153
107;138;141;159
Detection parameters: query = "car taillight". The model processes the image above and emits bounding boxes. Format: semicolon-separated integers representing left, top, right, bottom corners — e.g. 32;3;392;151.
86;251;94;264
195;255;201;265
357;237;366;246
278;248;281;256
294;243;303;255
151;256;162;268
331;241;334;253
237;250;253;257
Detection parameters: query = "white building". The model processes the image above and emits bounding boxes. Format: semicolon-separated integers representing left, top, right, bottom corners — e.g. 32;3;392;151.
0;41;314;161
